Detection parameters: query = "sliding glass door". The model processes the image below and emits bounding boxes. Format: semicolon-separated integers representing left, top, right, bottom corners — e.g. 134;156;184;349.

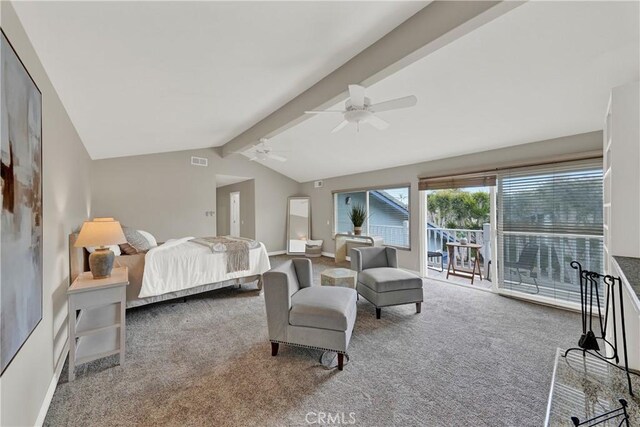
496;160;604;304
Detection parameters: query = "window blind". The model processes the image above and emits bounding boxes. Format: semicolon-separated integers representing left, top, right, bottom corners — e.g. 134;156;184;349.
419;174;496;191
497;160;603;236
496;159;604;304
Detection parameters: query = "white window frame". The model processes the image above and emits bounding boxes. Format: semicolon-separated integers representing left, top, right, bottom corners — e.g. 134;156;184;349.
332;185;411;250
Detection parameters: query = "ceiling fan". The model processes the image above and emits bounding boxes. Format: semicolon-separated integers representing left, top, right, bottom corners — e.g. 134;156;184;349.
305;84;417;133
242;138;287;162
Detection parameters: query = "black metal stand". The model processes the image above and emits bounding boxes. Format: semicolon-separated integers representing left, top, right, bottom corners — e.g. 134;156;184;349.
570;398;630;427
563;261;635;396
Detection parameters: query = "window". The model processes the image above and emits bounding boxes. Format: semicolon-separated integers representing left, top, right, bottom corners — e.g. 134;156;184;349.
334;186;410;248
497;160;603;304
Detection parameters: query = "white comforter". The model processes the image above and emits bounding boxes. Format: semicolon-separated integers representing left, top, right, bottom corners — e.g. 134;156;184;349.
139;237;271;298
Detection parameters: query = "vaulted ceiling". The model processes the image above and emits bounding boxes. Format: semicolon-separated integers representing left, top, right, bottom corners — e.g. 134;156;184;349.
261;1;639;182
12;1;426;159
12;1;639;183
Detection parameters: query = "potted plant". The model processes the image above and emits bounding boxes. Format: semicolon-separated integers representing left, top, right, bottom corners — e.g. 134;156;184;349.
348;204;367;235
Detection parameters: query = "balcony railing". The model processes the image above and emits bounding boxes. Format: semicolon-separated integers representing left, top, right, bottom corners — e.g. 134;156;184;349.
368;224;409;247
426;226;487;271
499;232;604;301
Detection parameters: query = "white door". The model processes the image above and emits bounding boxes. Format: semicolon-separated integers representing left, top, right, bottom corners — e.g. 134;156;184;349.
230;192;240;237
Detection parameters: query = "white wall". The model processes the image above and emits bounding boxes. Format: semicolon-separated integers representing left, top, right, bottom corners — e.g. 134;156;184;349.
91;148;300;252
1;3;93;426
300;131;603;272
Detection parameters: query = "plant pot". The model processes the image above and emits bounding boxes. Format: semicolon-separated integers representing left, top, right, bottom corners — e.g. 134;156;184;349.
353;227;362;236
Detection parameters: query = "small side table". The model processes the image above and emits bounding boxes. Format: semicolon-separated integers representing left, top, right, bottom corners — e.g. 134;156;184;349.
321;268;358;289
67;267;128;381
446;242;483;284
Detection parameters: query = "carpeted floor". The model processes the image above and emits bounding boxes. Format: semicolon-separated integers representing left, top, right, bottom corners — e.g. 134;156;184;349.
45;256;580;426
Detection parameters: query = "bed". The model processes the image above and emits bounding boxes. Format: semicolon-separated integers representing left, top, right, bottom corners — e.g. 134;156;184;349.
69;233;271;308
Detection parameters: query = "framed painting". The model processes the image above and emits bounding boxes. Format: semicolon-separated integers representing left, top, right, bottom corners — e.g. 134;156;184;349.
0;30;43;375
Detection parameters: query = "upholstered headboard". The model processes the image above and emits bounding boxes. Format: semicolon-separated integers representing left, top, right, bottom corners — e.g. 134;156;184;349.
69;232;89;285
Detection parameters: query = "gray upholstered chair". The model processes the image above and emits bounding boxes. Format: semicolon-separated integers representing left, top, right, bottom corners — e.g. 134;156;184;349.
263;258;357;370
351;246;423;319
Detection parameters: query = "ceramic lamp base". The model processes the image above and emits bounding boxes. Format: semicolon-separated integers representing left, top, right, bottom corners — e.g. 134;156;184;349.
89;248;115;279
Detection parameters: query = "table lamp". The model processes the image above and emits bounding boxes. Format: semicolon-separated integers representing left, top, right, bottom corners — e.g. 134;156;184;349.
75;217;127;279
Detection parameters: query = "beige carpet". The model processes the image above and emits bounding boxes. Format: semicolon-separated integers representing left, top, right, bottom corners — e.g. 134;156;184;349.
44;256;580;426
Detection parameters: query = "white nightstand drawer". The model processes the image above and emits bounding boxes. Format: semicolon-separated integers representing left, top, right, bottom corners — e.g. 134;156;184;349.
72;285;123;308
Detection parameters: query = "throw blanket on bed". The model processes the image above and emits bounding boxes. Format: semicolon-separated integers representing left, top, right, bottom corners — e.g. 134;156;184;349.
190;236;260;273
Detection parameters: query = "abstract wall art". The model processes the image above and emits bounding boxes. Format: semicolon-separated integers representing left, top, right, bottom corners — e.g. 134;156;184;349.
0;30;43;375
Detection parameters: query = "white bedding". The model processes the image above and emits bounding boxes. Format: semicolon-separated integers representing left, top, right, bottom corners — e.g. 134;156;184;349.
139;237;271;298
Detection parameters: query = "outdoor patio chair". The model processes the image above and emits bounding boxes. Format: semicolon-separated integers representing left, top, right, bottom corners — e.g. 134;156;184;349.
427;251;444;272
504;243;539;294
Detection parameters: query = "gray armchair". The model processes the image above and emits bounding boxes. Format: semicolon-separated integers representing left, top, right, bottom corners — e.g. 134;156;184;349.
263;258;357;370
351;246;423;319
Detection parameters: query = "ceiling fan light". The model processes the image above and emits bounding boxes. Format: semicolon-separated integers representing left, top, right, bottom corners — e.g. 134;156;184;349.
344;109;372;123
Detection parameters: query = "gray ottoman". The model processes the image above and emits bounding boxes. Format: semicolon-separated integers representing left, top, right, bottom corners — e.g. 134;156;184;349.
351;246;424;319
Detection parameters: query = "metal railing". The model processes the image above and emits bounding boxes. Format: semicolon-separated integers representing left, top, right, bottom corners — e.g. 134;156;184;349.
499;232;604;289
426;226;487;271
368;224;409;247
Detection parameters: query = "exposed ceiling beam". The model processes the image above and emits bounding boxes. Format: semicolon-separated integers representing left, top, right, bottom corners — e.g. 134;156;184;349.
222;1;524;157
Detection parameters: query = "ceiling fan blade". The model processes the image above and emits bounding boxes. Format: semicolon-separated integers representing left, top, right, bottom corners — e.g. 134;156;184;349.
269;154;287;162
331;120;350;133
371;95;417;112
368;115;390;130
348;84;365;108
305;110;344;114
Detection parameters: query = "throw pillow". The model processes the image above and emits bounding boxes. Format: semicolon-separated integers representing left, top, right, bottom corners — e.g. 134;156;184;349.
120;226;153;253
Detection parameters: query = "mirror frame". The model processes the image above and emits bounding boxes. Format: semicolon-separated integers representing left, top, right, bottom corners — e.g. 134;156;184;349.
286;196;311;255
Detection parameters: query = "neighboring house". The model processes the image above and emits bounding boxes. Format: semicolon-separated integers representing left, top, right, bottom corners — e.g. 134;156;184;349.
336;190;410;247
337;190;459;249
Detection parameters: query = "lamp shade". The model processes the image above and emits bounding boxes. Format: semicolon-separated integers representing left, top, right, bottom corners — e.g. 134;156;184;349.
75;218;127;248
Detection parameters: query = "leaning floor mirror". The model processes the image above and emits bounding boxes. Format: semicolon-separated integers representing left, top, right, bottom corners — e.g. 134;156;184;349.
287;196;311;255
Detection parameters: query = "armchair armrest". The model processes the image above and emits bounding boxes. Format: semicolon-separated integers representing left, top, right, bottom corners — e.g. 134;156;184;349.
350;248;363;272
263;270;293;342
385;247;398;268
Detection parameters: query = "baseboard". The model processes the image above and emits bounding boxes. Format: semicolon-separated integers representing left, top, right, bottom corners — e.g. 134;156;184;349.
267;250;286;256
321;252;335;258
35;343;68;427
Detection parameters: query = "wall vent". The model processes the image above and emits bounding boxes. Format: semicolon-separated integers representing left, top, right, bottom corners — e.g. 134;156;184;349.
314;180;324;188
191;156;208;167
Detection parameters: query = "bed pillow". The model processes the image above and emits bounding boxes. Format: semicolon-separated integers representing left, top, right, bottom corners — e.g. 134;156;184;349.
137;230;158;248
119;243;139;256
86;245;121;256
119;227;153;255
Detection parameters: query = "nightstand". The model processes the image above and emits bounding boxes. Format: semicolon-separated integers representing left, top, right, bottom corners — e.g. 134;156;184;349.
67;267;128;381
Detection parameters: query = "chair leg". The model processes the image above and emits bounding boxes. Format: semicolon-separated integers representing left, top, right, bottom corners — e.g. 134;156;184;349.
376;307;381;319
271;342;279;356
416;302;422;314
337;353;344;370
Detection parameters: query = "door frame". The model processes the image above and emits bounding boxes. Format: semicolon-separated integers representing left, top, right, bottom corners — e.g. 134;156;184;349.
230;191;240;237
419;185;498;293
